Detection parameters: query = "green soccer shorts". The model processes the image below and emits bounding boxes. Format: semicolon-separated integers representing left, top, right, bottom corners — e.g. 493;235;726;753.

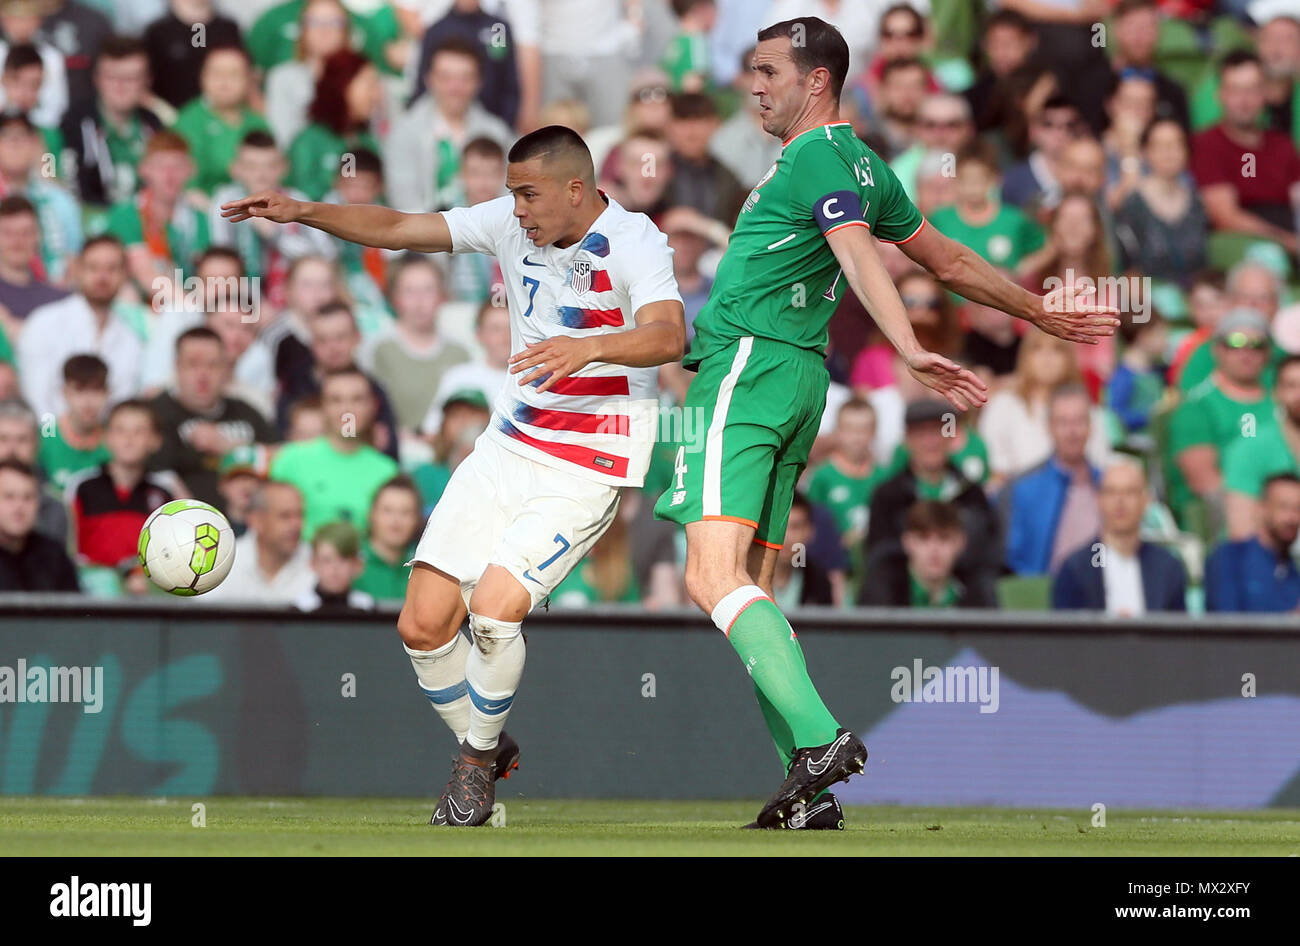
653;335;828;548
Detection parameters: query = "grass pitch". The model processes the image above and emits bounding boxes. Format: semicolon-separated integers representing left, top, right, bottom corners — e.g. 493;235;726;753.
2;797;1299;855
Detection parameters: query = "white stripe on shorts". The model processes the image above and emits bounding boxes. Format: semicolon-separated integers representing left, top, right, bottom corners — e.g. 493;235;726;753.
703;336;754;517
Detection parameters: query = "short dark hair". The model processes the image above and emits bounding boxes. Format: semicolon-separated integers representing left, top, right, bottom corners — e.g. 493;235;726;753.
1276;353;1300;381
1219;49;1262;77
370;473;422;520
320;364;370;391
240;129;278;151
984;8;1032;36
1139;115;1184;149
346;147;384;180
0;112;36;135
1041;94;1080;116
671;0;715;17
176;325;223;356
194;245;245;276
97;35;147;65
756;16;850;100
0;456;37;484
1114;0;1158;16
903;500;963;537
0;194;37;221
507;124;595;180
107;398;160;434
670;91;718;121
2;43;43;74
1118;308;1163;346
63;354;108;389
463;136;505;163
1262;471;1300;496
430;36;482;72
315;299;357;327
81;233;126;258
880;3;925;36
957;139;999;174
387;252;442;295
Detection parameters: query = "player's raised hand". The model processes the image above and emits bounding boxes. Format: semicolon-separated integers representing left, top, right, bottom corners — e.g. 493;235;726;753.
220;191;303;225
509;336;597;393
1033;281;1120;345
904;350;989;412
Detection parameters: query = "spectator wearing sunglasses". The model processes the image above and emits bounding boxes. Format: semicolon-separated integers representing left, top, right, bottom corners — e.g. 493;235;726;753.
1167;309;1278;530
1002;95;1086;213
1223;355;1300;539
888;92;974;202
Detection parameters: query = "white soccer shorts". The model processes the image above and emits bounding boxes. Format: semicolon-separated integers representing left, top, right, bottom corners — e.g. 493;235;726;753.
410;432;621;612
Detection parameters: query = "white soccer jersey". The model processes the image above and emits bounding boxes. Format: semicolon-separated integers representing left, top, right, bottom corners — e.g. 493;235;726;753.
442;193;681;487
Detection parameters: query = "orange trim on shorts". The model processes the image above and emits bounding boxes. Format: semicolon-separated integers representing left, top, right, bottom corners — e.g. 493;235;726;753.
701;514;759;528
753;538;783;550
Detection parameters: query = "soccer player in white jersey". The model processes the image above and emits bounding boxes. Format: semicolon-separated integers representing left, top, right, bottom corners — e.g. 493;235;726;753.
222;126;686;826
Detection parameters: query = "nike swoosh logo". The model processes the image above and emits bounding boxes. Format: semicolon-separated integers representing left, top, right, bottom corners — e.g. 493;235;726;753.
481;699;511;711
522;255;545;267
788;800;833;829
447;797;474;823
805;733;852;777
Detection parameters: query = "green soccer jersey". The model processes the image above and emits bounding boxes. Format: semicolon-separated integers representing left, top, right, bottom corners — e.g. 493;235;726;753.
927;202;1044;269
355;540;412;603
806;459;883;540
173;99;271;195
269;436;399;539
39;426;110;493
1167;378;1276;517
1222;419;1300;496
684;120;924;370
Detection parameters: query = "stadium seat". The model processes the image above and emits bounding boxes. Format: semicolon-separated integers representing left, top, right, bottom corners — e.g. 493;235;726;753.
1206;232;1293;281
996;574;1051;611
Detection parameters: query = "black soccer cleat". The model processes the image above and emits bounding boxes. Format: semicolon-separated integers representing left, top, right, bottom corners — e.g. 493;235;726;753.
494;731;520;782
430;751;497;826
754;729;867;829
742;792;846;830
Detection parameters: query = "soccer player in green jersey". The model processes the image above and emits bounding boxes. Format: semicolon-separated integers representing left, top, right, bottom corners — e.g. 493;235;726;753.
654;16;1119;829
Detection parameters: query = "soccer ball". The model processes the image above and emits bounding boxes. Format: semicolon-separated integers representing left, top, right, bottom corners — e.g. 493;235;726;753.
137;499;236;596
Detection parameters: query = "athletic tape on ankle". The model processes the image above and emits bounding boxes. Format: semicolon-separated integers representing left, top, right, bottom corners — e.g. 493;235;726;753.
710;584;769;638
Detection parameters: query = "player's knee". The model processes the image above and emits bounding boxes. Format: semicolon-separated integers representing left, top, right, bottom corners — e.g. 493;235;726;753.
396;605;458;651
683;564;720;614
468;613;523;657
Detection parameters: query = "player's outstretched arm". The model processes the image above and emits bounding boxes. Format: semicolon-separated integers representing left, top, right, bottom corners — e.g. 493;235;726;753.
509;300;686;394
826;224;987;411
899;222;1119;344
219;191;454;253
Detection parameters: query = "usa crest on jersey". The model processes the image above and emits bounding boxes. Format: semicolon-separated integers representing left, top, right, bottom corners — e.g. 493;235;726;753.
570;258;593;294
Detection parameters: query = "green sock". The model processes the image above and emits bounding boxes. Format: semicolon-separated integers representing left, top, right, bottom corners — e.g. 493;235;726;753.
754;682;795;770
728;598;840;749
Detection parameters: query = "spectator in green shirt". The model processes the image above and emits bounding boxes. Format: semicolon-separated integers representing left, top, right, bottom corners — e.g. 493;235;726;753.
661;0;715;92
172;44;271;195
40;354;110;493
356;474;421;604
287;49;383;201
297;520;376;614
1;43;63;177
99;130;210;295
1168;309;1278;530
805;398;884;549
929;140;1044;270
270;364;399;538
1177;259;1286;394
1223;354;1300;539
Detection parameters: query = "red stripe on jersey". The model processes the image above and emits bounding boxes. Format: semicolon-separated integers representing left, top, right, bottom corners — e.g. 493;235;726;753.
515;404;629;436
590;269;613;292
498;416;629;477
545;375;630;396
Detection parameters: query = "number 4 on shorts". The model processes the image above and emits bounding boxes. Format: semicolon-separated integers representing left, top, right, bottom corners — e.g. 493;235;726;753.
669;446;688;507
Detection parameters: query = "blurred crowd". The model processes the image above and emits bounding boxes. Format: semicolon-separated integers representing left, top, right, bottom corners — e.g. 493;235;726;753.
0;0;1299;616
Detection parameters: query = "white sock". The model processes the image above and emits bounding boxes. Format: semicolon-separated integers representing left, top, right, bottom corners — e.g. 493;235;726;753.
405;634;471;742
464;613;525;753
